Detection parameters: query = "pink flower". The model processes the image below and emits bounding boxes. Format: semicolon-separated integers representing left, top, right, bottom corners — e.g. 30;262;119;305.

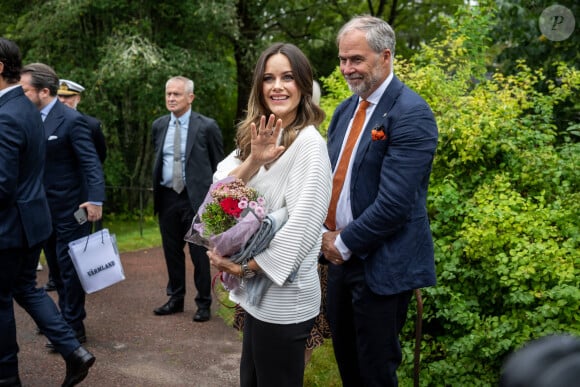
254;206;266;219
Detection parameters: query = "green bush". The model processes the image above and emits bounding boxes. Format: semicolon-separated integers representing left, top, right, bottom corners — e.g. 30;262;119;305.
319;4;579;385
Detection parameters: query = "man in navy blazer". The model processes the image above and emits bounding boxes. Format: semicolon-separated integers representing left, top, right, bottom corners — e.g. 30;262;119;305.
152;76;223;322
20;63;105;347
0;38;95;387
321;16;438;386
34;78;109;292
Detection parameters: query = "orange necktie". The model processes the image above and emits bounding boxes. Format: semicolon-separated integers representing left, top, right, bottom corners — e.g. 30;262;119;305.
325;100;370;231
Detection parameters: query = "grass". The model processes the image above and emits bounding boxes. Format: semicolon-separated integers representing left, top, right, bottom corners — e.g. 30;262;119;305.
103;215;162;253
305;341;342;386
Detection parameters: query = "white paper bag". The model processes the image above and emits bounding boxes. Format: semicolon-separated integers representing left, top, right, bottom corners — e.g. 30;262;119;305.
68;228;125;294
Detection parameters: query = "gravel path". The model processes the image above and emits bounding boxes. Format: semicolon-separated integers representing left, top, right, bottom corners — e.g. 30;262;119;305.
15;247;242;387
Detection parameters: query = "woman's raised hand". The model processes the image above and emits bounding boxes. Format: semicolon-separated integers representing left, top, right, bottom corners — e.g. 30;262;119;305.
249;114;285;166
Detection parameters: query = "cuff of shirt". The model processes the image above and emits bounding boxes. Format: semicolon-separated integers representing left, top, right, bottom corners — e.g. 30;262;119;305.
335;234;352;261
88;202;103;206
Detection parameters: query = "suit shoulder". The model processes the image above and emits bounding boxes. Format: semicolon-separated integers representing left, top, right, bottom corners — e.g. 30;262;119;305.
336;96;357;113
151;114;171;133
399;83;431;110
328;96;356;124
83;114;101;128
0;92;42;127
1;90;35;113
191;111;219;127
56;102;87;122
152;114;170;128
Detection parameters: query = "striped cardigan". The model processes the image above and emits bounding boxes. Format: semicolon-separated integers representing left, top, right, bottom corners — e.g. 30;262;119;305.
217;125;332;324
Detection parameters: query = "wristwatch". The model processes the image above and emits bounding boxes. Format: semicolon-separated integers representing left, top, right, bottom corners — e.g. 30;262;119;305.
240;260;256;279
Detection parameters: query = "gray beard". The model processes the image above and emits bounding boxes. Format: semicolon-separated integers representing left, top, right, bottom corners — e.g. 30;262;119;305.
346;74;380;98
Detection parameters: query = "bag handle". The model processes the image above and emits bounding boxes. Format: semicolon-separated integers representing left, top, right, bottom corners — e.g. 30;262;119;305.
82;224;106;253
211;271;238;309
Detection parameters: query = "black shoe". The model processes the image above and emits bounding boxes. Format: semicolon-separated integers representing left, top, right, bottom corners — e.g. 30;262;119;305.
153;298;184;316
46;328;87;352
193;308;210;322
44;279;57;292
62;346;95;387
0;376;21;387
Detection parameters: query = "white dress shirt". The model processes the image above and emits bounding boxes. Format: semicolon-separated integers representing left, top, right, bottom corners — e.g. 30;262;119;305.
161;109;190;188
333;73;394;260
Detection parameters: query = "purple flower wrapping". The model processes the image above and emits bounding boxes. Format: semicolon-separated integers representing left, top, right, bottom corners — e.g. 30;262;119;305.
220;272;241;291
184;176;263;257
208;211;261;257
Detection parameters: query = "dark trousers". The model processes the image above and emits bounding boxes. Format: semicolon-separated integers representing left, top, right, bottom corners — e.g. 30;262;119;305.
44;219;89;333
240;312;315;387
158;187;211;309
327;258;412;387
0;245;79;378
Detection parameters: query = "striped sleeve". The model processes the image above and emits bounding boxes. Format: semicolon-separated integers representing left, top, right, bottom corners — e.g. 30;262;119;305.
254;128;332;286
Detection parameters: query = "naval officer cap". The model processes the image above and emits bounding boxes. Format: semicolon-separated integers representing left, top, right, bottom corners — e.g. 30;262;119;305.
57;79;85;96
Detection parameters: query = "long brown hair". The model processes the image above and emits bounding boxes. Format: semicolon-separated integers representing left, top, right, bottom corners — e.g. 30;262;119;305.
235;43;325;161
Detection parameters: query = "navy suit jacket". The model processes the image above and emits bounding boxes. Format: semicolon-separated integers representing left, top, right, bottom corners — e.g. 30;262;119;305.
43;99;105;222
83;113;106;164
0;86;52;249
327;75;438;295
152;111;224;215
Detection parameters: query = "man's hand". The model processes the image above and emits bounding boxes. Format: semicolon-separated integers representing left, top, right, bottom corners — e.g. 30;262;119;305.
80;202;102;222
321;230;345;265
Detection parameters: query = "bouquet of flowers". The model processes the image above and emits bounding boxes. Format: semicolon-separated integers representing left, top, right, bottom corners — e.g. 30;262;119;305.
185;176;267;258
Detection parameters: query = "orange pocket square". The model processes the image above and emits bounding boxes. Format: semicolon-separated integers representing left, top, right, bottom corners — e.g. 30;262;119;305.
371;126;387;141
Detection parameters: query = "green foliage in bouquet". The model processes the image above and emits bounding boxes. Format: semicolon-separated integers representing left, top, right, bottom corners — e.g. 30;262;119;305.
201;202;239;238
197;178;264;238
319;2;579;385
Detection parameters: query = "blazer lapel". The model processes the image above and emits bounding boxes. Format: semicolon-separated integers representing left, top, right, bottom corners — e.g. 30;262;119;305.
44;101;65;138
156;116;171;162
329;97;358;169
0;87;20;107
185;113;198;161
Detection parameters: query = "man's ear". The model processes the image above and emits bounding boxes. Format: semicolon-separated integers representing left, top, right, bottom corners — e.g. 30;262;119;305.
39;87;52;100
382;49;392;64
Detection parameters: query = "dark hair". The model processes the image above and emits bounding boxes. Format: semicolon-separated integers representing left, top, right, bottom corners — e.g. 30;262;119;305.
235;42;325;161
20;63;59;96
0;38;22;83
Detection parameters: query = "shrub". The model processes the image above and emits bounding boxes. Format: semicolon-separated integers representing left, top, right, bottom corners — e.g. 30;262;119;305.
320;3;579;385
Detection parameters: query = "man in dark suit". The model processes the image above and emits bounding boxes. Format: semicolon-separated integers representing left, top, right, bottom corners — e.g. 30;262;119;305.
56;79;107;164
0;38;95;387
152;76;223;322
320;16;439;386
20;63;105;347
39;79;108;292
